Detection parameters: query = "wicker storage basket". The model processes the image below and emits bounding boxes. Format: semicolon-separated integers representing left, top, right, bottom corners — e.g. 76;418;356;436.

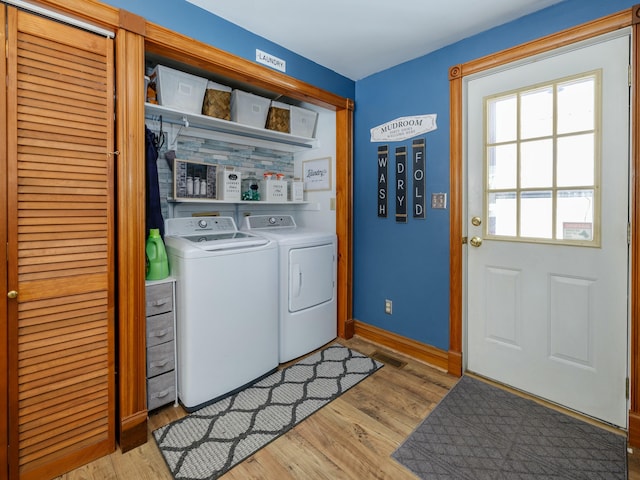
202;81;231;120
265;101;290;133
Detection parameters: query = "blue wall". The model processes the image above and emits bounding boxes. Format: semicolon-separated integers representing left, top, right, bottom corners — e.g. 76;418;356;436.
352;0;635;351
102;0;355;99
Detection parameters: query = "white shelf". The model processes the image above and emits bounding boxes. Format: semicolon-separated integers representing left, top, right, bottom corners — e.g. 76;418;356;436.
168;197;307;205
145;103;317;151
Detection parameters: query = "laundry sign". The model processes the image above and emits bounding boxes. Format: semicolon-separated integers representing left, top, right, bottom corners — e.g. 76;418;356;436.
256;49;286;73
370;114;437;142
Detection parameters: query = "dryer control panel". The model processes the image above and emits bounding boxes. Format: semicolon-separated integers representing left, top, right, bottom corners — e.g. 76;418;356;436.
244;215;296;230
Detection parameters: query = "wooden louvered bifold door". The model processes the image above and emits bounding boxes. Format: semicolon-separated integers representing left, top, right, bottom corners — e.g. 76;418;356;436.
6;7;115;480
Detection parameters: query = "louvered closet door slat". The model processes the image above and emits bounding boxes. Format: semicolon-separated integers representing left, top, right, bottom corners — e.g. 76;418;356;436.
8;7;115;480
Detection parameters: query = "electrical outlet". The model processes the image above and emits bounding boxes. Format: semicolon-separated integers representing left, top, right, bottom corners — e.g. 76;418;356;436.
431;193;447;209
385;299;393;315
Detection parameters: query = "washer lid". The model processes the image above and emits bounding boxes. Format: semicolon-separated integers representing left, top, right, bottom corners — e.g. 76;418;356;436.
164;216;269;251
181;231;268;251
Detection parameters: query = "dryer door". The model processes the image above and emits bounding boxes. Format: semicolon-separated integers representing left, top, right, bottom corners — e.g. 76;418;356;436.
289;243;335;312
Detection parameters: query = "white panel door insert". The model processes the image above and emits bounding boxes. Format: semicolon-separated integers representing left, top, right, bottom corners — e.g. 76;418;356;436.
465;31;630;427
289;244;335;312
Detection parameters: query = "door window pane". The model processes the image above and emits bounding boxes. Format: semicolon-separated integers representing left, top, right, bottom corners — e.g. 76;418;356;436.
488;192;517;236
488;95;517;143
520;86;553;139
520;139;553;188
557;133;595;187
488;144;517;189
557;189;594;241
558;76;596;134
521;191;553;238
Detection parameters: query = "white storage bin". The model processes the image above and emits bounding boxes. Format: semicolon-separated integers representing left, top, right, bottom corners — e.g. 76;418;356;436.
260;179;288;202
231;90;271;128
288;180;304;202
217;168;242;201
290;105;318;138
150;65;207;114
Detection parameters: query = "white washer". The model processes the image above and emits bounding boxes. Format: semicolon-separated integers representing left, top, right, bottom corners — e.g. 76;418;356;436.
164;216;278;412
242;215;337;363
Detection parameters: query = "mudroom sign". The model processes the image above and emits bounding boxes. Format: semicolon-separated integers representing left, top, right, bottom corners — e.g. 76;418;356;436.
370;114;437;142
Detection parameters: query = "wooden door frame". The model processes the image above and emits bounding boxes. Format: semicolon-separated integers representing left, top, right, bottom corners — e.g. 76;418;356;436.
448;7;640;443
0;5;8;479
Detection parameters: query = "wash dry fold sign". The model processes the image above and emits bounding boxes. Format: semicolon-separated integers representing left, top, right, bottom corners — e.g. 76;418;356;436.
378;139;425;222
370;114;437;142
373;114;434;222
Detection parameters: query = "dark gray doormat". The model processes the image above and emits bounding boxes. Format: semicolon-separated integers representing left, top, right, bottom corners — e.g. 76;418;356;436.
393;375;627;479
154;344;382;480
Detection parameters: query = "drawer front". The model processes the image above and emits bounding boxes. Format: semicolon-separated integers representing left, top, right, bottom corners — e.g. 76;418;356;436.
147;371;176;411
146;311;174;347
146;283;173;316
147;341;175;377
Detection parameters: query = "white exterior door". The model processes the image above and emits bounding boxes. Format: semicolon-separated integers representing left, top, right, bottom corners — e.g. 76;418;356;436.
465;31;630;427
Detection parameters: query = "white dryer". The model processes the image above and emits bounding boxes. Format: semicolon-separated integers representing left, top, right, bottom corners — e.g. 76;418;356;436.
242;215;337;363
164;216;278;411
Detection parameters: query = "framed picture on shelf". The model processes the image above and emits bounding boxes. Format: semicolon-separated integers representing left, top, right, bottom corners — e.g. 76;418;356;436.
173;158;217;200
302;157;332;191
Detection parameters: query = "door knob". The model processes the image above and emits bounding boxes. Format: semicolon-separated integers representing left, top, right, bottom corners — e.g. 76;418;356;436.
7;290;18;299
471;216;482;226
469;236;483;247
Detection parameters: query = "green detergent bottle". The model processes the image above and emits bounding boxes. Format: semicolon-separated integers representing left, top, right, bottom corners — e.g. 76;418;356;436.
146;228;169;280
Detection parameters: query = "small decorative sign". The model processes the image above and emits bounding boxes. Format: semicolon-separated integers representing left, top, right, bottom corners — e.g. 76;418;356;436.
412;138;426;219
395;147;407;223
302;157;331;191
563;222;593;241
370;114;437;142
256;49;286;73
377;146;388;217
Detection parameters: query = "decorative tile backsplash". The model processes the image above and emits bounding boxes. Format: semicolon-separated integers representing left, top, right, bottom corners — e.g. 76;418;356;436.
152;131;294;220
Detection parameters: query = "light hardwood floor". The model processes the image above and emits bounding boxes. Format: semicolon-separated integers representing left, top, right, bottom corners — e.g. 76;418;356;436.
56;336;638;480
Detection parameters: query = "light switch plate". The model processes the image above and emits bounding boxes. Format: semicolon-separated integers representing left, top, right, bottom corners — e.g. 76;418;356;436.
432;193;447;209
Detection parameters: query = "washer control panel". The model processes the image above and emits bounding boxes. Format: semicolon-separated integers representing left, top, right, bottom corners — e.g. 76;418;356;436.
165;216;238;236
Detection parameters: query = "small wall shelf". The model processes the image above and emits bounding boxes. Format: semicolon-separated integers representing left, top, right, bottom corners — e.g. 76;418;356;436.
167;197;307;205
145;103;317;152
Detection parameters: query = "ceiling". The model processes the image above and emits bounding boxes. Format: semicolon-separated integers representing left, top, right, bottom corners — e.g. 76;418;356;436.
186;0;564;81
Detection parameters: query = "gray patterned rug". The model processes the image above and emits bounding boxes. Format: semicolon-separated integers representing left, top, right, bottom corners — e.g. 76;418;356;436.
393;375;627;479
154;344;382;479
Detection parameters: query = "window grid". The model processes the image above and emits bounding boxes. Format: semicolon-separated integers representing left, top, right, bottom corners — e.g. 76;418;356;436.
483;71;601;247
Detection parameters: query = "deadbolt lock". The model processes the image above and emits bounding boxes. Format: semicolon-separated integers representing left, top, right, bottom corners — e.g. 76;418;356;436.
471;216;482;226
